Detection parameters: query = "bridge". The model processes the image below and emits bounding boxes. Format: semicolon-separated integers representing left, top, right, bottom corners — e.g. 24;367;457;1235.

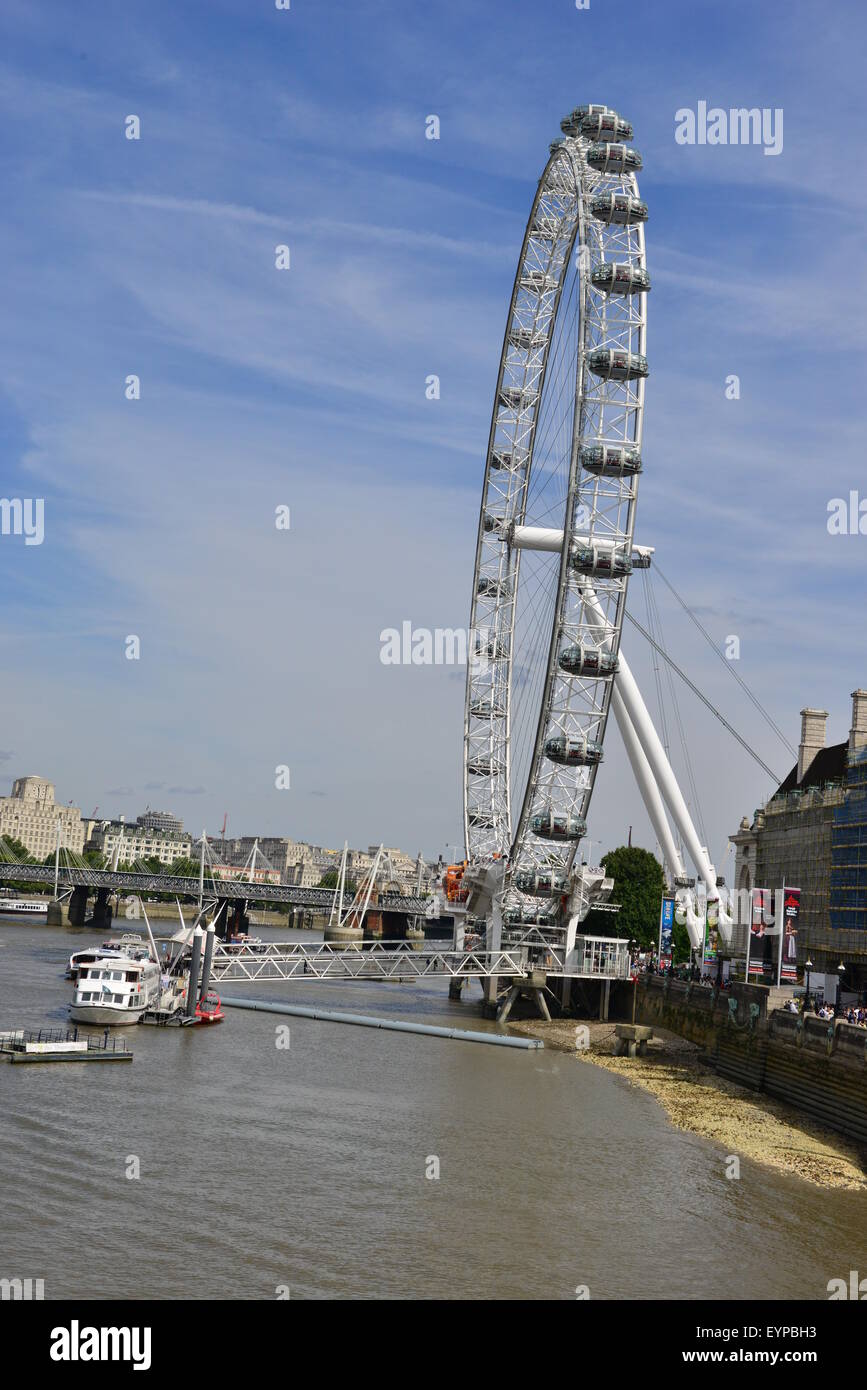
0;863;428;925
206;936;633;1022
209;941;536;984
200;935;632;1021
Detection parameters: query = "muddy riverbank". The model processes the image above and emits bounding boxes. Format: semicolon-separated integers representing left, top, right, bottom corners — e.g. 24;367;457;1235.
509;1018;867;1191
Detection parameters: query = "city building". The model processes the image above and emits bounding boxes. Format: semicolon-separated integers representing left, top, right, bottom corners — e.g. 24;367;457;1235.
214;836;306;880
0;775;84;858
200;831;429;893
87;818;192;867
731;691;867;1000
211;862;281;885
136;808;184;835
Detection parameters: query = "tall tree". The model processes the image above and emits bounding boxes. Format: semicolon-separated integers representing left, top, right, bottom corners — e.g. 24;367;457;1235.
584;845;664;949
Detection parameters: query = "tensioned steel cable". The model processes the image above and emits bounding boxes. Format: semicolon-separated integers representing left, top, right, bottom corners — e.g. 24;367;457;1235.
653;563;796;759
623;610;781;783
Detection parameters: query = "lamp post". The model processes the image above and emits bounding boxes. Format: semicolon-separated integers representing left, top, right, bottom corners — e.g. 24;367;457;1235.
804;957;813;1014
836;960;846;1018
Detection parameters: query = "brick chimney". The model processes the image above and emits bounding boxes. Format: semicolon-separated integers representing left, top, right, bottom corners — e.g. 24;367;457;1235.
849;690;867;755
798;708;828;784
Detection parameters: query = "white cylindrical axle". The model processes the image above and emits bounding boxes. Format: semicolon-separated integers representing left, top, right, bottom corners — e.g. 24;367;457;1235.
511;525;654;567
510;525;564;553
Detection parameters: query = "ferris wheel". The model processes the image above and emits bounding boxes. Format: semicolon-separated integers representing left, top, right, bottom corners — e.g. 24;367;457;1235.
463;105;651;953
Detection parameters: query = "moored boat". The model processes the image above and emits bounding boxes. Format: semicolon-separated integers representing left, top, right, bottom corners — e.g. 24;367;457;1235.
0;898;49;920
194;991;224;1024
69;952;160;1025
66;933;149;980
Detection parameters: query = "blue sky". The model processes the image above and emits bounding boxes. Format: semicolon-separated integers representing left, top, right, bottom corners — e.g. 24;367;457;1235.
0;0;865;871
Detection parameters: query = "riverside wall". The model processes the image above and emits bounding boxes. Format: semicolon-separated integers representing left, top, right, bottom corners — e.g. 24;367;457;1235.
634;976;867;1147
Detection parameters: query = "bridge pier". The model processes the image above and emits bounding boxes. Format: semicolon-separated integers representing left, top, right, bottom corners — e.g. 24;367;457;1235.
228;901;250;938
67;886;89;926
91;888;113;928
496;971;551;1024
599;979;611;1021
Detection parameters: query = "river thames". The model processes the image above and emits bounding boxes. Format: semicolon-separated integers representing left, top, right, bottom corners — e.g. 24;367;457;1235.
1;921;864;1300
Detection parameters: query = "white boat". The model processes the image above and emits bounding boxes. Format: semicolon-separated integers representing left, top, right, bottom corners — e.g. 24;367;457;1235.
0;898;49;919
66;933;149;979
69;952;161;1025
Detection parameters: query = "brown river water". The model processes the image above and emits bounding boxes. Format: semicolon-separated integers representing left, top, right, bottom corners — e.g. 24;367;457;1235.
1;921;864;1299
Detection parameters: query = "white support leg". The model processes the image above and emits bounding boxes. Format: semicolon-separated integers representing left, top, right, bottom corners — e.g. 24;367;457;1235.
615;654;718;901
612;689;705;952
580;584;726;945
611;684;685;886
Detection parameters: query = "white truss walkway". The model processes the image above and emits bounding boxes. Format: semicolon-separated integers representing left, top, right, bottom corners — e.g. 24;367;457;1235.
209;938;631;984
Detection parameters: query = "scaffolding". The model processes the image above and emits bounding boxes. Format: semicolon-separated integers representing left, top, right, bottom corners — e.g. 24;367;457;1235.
755;783;843;959
830;747;867;933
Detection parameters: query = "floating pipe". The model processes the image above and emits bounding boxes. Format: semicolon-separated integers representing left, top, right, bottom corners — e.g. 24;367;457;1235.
220;997;544;1049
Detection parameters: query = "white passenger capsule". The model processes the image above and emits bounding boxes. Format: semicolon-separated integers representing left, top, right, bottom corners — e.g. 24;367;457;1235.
586;143;642;175
580;444;642;477
545;735;604;767
591;263;651;295
498;386;539;410
588;348;648;381
508;327;548;350
530;810;586;842
503;905;560;927
589;193;648;225
470;699;506;719
513;869;569;897
559;644;619;677
490;450;526;472
477;575;511;597
467;758;493;776
569;545;633;578
581;111;633;142
531;214;561;240
561;104;611;136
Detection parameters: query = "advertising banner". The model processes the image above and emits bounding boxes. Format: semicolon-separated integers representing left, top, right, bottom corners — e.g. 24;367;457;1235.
658;896;675;968
746;887;776;983
779;887;801;985
702;897;719;967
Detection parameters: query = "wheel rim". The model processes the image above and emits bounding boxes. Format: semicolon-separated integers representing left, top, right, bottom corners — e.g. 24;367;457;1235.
463;106;650;950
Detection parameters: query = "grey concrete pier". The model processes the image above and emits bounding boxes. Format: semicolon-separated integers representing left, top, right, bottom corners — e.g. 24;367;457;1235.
496;969;551;1024
613;1023;654;1058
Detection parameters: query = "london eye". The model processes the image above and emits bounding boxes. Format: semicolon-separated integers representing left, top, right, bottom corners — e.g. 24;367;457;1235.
463;105;651;954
